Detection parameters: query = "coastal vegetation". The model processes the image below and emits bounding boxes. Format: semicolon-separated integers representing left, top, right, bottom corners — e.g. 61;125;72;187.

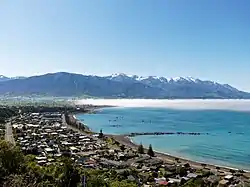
64;113;86;131
147;144;155;157
137;143;144;154
99;129;104;138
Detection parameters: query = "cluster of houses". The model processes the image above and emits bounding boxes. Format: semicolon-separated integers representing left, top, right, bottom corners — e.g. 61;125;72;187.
9;111;249;186
148;165;244;187
12;112;106;166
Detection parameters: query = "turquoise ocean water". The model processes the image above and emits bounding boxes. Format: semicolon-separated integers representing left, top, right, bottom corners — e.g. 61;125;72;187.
76;107;250;170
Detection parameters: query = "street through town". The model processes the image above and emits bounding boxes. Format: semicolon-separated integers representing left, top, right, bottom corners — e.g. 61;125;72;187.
5;121;15;145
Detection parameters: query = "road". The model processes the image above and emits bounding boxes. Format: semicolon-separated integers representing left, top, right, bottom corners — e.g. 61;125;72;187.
5;122;15;145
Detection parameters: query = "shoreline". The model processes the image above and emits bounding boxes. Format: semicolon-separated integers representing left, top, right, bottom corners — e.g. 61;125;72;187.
111;135;250;176
74;108;250;177
127;136;247;172
129;136;250;172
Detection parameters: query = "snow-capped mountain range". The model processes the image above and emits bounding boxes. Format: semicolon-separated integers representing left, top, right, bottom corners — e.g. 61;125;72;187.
105;73;236;90
0;72;248;98
106;73;209;83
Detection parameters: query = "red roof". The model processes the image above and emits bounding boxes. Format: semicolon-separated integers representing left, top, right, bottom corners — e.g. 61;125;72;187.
159;181;168;185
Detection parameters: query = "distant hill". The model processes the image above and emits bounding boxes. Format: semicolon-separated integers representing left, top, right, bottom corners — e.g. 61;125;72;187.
0;75;26;82
0;72;249;99
0;75;11;82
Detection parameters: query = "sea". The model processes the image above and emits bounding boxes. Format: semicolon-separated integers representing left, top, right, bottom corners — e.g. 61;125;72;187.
76;104;250;170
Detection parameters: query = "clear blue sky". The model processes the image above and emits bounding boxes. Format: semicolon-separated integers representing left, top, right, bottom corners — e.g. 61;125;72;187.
0;0;249;91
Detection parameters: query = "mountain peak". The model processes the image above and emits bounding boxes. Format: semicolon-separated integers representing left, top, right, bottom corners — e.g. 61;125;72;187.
107;74;203;84
110;73;126;77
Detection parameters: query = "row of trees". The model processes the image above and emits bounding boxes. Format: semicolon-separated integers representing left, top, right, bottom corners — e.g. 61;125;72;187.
138;143;155;157
64;113;85;131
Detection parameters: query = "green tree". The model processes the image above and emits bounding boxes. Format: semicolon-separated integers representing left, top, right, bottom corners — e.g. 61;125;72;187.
98;129;104;138
0;140;24;175
58;158;80;187
137;143;144;154
85;175;109;187
176;166;187;177
147;144;154;157
110;180;137;187
182;178;205;187
3;174;33;187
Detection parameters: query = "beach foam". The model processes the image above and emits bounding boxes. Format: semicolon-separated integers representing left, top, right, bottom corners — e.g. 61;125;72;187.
75;99;250;111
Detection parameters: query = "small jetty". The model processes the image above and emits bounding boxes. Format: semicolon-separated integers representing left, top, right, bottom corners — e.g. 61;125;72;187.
125;132;209;137
109;124;122;128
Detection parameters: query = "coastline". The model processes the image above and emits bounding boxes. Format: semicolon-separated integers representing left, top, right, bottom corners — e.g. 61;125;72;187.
74;107;250;177
111;135;250;176
128;136;247;172
70;105;114;132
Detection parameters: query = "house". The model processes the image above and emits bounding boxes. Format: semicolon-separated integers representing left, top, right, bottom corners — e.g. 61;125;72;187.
219;179;230;186
79;135;88;139
31;113;40;116
78;151;96;157
168;178;181;184
159;181;168;185
155;177;167;184
37;160;47;165
79;138;91;142
100;159;123;168
117;152;125;160
53;122;61;128
70;146;79;153
44;147;54;154
187;173;198;179
141;166;150;171
182;177;189;181
224;175;233;181
127;175;136;181
206;175;220;185
27;124;39;128
48;158;55;162
36;156;47;160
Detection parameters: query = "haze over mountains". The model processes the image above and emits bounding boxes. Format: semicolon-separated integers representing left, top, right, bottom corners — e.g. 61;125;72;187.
0;72;249;99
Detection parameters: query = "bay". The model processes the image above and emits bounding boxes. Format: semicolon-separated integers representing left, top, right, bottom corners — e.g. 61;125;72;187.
76;107;250;170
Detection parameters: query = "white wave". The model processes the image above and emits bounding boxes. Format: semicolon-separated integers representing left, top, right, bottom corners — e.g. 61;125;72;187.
75;99;250;111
